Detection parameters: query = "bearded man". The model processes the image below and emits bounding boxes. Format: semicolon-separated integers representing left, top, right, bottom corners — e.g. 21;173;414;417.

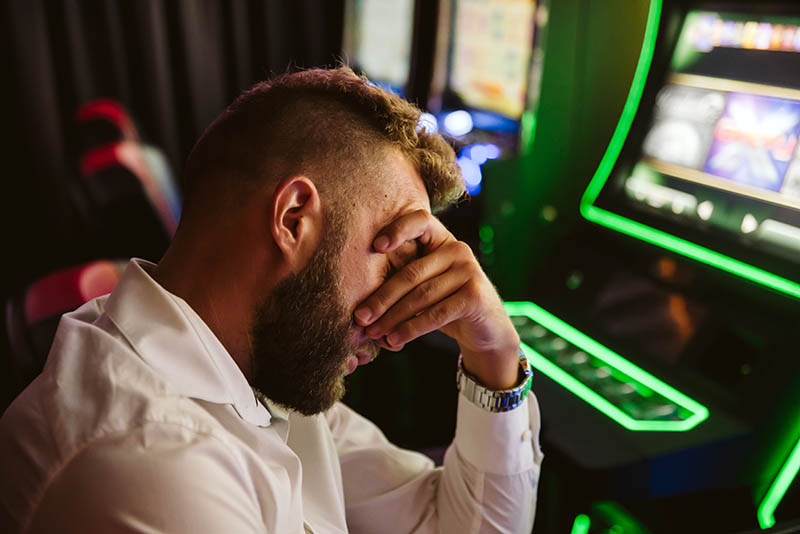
0;67;543;533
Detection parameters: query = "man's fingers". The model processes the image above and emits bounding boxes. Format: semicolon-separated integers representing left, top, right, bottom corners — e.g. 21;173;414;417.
364;268;469;339
380;337;405;352
372;209;454;254
354;241;467;327
383;293;467;347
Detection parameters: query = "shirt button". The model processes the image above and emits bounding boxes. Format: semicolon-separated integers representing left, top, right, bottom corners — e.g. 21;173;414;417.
521;429;532;442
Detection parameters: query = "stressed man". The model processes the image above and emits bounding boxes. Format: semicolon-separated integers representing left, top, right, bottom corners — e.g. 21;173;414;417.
0;67;543;533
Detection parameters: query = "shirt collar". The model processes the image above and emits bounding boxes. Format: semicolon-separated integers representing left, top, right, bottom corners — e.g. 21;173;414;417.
103;259;272;427
257;392;290;423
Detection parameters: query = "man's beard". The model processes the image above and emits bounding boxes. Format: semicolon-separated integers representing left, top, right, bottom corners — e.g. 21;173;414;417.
249;216;380;416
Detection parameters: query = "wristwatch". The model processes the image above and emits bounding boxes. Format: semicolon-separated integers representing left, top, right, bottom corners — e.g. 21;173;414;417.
456;350;533;413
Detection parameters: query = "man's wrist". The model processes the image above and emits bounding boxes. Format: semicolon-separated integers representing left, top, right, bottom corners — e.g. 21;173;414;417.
457;351;533;413
460;342;521;390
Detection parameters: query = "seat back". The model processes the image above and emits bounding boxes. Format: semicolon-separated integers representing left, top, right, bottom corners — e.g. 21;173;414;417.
81;141;180;236
74;99;139;154
4;260;126;408
77;141;175;261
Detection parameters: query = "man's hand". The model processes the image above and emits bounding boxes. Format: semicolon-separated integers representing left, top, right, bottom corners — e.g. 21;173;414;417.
353;210;521;391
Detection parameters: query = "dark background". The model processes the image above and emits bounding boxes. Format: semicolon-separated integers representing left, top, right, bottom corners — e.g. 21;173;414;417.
1;0;344;298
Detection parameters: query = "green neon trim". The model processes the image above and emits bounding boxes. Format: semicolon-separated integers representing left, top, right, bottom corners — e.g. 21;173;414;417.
757;437;800;529
581;0;662;211
578;0;800;301
505;301;709;432
520;109;538;157
592;501;650;534
570;514;591;534
586;206;800;299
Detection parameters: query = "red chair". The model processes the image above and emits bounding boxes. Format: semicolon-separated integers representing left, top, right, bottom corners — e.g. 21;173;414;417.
72;100;181;262
4;260;127;406
81;140;179;236
74;99;140;154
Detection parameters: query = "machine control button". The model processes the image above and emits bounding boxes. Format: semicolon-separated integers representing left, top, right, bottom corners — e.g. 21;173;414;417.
514;315;674;415
507;310;708;428
595;366;612;379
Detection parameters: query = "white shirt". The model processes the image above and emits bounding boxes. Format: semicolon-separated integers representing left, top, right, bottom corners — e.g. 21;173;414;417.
0;259;543;533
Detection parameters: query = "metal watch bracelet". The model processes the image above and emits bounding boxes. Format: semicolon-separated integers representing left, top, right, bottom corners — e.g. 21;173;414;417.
456;350;533;413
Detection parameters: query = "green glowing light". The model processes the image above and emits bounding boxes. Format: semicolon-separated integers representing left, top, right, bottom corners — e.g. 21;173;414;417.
670;12;705;71
580;0;661;211
520;109;538;157
757;437;800;529
592;501;651;534
579;0;800;301
586;206;800;299
479;224;495;243
570;514;591;534
505;301;709;432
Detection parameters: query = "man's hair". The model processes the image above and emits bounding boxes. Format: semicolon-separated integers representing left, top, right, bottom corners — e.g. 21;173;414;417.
182;66;464;219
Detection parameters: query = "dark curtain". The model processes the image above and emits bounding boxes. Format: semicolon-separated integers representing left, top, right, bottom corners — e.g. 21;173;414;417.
0;0;344;296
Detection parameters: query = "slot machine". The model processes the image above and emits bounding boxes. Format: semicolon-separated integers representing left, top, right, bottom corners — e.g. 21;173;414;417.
343;0;417;98
429;0;545;195
489;1;800;532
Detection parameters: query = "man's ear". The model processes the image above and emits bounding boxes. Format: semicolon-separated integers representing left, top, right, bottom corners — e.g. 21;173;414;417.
271;175;323;269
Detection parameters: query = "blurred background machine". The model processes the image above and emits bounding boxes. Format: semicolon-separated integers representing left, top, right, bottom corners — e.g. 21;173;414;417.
343;0;416;98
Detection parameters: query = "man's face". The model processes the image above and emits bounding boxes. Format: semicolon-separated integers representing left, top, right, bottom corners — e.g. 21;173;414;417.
250;151;431;415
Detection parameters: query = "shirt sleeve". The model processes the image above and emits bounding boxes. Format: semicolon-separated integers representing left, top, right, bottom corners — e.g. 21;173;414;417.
26;425;274;534
327;390;544;534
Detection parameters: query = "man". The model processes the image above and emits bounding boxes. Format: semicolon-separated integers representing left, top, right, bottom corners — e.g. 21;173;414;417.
0;67;543;533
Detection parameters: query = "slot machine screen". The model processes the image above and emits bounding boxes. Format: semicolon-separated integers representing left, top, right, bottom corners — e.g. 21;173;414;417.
598;9;800;278
345;0;415;94
448;0;537;120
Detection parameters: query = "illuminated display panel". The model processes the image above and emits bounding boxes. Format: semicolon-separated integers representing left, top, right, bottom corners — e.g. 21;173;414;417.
449;0;536;119
349;0;415;92
505;301;709;432
630;12;800;255
583;5;800;299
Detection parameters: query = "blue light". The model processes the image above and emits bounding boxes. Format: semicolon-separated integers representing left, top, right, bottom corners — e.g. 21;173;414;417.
443;110;474;136
366;80;404;96
484;143;501;159
472;145;489;164
458;156;482;195
417;112;438;134
468;143;501;165
456;143;502;196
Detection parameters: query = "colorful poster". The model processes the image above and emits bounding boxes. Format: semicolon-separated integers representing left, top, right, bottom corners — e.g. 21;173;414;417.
703;92;800;192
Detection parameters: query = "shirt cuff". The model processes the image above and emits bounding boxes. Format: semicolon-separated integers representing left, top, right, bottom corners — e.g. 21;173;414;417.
453;391;539;475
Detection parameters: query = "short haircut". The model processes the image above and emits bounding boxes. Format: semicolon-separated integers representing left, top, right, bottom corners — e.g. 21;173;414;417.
182;66;465;219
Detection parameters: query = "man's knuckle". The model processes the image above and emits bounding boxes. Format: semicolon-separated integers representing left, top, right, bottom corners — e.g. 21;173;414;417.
414;280;434;300
452;240;473;258
428;304;448;324
465;260;482;277
463;280;481;300
396;323;414;340
371;291;391;311
401;263;423;284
